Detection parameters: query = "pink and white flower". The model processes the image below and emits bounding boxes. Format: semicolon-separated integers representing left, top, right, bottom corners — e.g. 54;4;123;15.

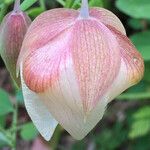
17;0;144;140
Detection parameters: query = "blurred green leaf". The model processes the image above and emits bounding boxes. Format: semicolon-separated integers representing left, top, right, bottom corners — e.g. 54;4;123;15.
21;0;38;11
71;0;80;9
130;134;150;150
129;106;150;138
89;0;103;7
118;81;150;100
0;115;6;127
129;120;150;138
72;140;86;150
20;122;38;141
143;62;150;82
0;133;9;147
4;0;13;5
94;122;127;150
56;0;65;6
128;19;144;30
118;92;150;100
116;0;150;19
0;89;13;115
65;0;74;8
130;31;150;61
27;7;44;18
133;106;150;119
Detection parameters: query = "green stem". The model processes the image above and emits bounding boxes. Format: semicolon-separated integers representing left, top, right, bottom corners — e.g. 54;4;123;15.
49;125;63;150
0;126;13;147
11;102;18;150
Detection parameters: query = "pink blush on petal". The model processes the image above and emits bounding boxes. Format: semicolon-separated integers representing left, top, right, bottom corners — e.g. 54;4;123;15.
23;28;73;93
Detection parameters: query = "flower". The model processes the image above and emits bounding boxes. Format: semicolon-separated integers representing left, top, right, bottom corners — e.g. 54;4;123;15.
0;0;31;86
17;0;144;140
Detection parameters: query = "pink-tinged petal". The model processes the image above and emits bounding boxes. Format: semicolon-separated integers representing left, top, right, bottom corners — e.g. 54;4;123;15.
20;63;58;141
23;27;73;92
17;8;78;73
108;26;144;87
71;19;120;112
21;18;121;140
90;7;126;35
20;4;144;140
38;56;108;140
103;59;134;103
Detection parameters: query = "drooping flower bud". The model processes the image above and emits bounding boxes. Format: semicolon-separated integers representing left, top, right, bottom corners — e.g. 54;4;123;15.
0;0;31;86
18;0;144;140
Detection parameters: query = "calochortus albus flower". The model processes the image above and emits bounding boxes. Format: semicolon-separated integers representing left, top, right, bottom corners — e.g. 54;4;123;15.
0;0;31;86
17;0;144;140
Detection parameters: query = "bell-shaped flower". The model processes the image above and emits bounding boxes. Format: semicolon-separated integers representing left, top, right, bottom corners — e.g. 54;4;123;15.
0;0;31;86
17;0;144;140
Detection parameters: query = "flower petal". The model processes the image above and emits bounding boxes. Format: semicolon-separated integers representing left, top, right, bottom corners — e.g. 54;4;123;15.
20;63;58;141
108;26;144;87
90;7;126;35
22;18;121;140
101;26;144;103
23;27;73;92
71;19;120;112
17;8;78;73
39;56;108;140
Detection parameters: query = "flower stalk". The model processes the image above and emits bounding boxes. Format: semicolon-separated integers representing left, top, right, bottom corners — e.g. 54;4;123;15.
13;0;21;13
80;0;89;18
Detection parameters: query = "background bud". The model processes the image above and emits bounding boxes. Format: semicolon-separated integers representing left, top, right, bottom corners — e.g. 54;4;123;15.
0;0;31;86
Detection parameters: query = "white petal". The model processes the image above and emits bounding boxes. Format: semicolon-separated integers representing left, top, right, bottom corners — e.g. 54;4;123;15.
20;63;58;141
39;57;108;140
107;59;130;102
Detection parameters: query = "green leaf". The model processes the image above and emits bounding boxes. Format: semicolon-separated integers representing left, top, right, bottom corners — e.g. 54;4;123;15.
118;81;150;100
0;133;9;147
118;92;150;100
27;7;44;18
20;122;38;141
89;0;104;7
56;0;65;6
0;115;6;127
116;0;150;19
130;31;150;61
129;106;150;139
128;19;144;30
133;106;150;119
21;0;38;11
94;122;127;150
4;0;13;5
0;89;13;115
143;62;150;82
129;119;150;138
72;141;86;150
65;0;74;8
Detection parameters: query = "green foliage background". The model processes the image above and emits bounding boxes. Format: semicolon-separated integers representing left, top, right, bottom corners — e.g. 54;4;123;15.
0;0;150;150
